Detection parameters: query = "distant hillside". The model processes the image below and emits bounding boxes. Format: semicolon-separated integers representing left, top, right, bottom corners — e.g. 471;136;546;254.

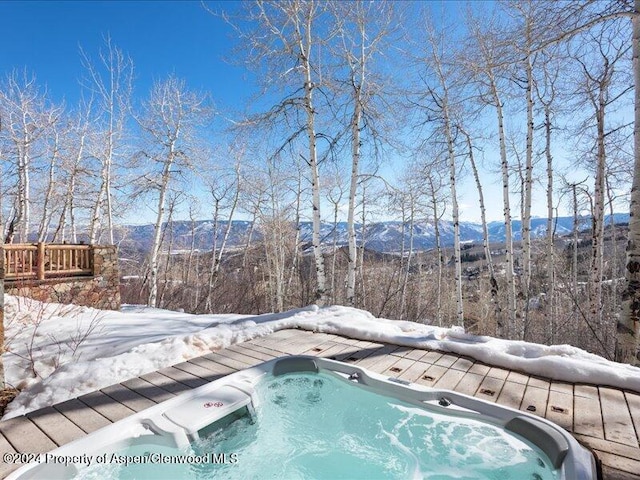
117;213;630;255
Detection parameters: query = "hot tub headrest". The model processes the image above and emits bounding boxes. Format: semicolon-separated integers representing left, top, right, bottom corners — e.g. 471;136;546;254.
505;416;569;468
273;357;319;376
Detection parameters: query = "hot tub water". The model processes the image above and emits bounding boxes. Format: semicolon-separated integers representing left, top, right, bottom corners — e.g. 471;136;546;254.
75;371;558;480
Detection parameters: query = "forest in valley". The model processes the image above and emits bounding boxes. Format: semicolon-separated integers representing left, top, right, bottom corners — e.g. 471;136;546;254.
1;1;640;364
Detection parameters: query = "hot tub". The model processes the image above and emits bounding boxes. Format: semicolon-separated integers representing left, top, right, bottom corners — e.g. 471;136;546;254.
6;355;597;479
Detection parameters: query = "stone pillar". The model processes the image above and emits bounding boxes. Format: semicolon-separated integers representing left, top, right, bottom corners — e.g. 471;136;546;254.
91;245;121;310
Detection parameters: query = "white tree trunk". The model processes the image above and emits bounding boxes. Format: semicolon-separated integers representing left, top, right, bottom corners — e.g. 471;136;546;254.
463;129;501;331
82;39;131;245
495;83;518;339
300;9;327;305
589;88;606;334
617;0;640;364
446;128;463;327
38;129;61;242
347;94;361;307
286;165;303;302
148;148;175;308
428;175;443;327
522;53;535;335
20;112;31;243
544;105;556;342
54;124;86;243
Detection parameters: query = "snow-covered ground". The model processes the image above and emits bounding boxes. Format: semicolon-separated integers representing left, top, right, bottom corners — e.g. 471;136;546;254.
3;295;640;421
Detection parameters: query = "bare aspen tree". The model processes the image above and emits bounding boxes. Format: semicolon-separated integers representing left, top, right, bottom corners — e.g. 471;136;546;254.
329;0;396;307
159;193;180;307
426;170;446;327
137;76;210;308
618;0;640;364
460;126;501;329
466;14;518;338
395;165;428;320
605;171;624;314
505;0;553;329
0;71;56;243
81;37;132;245
285;160;305;303
183;199;200;308
204;161;241;312
227;0;330;304
256;155;300;312
357;179;371;309
535;56;560;342
417;15;466;327
572;183;580;304
300;1;328;306
504;0;639;360
562;177;590;313
239;168;267;270
324;163;347;304
52;99;93;243
38;117;65;242
572;23;631;336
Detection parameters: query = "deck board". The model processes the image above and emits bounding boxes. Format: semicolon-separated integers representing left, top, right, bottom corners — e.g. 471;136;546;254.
98;384;156;413
475;374;505;403
433;368;466;390
454;371;485;396
574;385;605;439
172;360;226;382
312;341;354;360
53;398;112;433
450;357;474;372
397;361;431;383
0;435;17;480
77;391;136;423
600;387;638;447
0;416;57;453
139;371;195;395
496;380;527;410
187;355;236;376
521;384;550;418
434;353;459;369
545;389;574;431
383;356;417;377
224;343;278;362
506;370;530;384
1;328;639;479
120;377;176;404
354;344;401;369
415;364;449;387
624;391;640;446
26;406;86;447
356;349;402;373
154;366;208;389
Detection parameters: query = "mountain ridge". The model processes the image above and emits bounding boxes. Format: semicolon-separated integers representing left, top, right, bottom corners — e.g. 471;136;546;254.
117;213;630;254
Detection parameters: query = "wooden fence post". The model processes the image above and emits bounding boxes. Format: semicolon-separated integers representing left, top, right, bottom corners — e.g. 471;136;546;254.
37;242;45;280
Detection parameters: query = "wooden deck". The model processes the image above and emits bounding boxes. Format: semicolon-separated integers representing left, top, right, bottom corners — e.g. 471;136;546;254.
1;329;639;479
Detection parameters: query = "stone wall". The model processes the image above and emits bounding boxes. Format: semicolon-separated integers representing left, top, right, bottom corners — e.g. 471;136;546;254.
2;245;121;311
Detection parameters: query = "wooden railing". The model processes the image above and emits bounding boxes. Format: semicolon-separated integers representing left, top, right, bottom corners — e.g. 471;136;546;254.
2;243;93;281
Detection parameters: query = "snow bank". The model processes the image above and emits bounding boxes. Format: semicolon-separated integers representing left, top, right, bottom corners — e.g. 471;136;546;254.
2;296;639;420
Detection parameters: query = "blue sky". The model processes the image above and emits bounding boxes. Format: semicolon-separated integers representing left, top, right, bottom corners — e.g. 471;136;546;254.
0;1;246;109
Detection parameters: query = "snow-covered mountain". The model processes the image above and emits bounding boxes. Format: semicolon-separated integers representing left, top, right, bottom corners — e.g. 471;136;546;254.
118;213;629;254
